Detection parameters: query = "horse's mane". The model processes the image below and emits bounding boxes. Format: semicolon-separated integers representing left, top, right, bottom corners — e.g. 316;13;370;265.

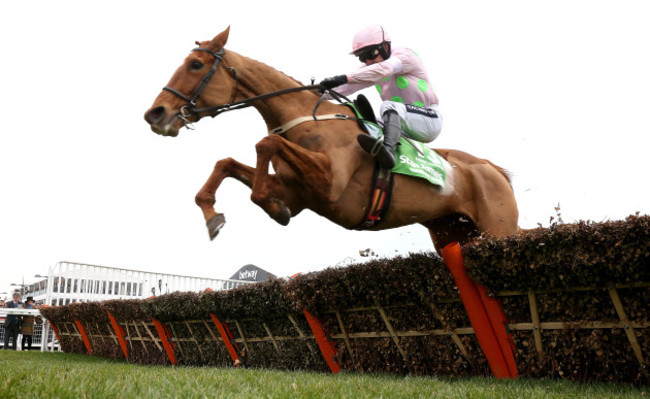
225;49;320;98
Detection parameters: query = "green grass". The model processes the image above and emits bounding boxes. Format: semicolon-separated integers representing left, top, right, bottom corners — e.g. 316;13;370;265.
0;351;646;398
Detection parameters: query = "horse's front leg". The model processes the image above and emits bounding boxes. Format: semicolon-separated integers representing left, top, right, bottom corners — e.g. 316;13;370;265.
251;135;332;225
195;157;256;240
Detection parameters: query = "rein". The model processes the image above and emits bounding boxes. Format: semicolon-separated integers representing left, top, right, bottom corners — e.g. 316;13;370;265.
193;84;328;118
163;46;348;130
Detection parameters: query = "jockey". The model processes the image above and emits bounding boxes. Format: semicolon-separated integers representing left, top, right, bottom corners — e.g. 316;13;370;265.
320;25;442;169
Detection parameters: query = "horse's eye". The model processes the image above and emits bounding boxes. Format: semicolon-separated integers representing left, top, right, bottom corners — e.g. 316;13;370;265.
190;60;204;70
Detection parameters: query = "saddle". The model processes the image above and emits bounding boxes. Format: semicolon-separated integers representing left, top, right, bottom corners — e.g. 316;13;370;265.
353;94;378;126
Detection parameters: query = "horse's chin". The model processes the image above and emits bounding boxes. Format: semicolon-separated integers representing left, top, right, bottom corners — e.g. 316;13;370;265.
150;118;182;137
151;126;180;137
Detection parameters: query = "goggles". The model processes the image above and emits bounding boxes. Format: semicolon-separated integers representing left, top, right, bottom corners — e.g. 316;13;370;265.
355;45;382;63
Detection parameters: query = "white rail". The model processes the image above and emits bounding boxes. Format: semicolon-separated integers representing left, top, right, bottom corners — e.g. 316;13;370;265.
40;261;252;306
12;260;254;352
0;309;55;351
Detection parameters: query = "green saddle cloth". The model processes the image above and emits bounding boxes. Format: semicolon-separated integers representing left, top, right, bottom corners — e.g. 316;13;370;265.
362;120;446;188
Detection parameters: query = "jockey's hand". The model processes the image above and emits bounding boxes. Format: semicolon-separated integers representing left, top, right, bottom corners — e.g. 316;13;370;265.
319;75;347;92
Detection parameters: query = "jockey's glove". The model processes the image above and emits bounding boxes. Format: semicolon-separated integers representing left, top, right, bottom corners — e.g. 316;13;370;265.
319;75;347;92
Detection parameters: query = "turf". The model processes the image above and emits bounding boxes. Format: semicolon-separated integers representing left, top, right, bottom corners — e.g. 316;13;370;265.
0;351;645;398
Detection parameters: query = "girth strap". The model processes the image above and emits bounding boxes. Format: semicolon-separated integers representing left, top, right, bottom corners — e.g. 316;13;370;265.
354;165;394;230
268;113;355;135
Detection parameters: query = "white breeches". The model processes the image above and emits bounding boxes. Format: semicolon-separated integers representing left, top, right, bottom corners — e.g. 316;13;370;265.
380;101;442;143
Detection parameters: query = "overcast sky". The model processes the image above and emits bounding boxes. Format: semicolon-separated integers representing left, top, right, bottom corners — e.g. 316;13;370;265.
1;1;649;298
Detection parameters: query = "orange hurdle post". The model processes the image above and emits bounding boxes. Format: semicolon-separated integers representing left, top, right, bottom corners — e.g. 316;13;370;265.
49;321;62;348
210;313;241;366
303;309;340;373
442;242;516;378
106;310;128;359
475;283;518;377
152;318;177;365
74;319;92;355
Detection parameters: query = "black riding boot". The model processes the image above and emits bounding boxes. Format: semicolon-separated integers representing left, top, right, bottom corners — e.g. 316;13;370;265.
357;109;401;169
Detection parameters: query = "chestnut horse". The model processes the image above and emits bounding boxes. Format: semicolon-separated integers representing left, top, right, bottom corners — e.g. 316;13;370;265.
144;27;518;253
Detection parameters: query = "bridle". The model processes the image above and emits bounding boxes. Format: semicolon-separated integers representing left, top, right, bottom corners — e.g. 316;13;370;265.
162;47;234;129
162;46;340;130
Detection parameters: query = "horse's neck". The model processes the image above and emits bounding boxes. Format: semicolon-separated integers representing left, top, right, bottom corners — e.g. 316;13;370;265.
229;52;329;129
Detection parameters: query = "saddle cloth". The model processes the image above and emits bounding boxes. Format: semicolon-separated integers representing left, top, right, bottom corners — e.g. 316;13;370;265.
350;95;447;188
349;97;447;230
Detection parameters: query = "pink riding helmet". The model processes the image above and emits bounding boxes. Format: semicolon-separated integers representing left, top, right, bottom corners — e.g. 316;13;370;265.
350;25;391;54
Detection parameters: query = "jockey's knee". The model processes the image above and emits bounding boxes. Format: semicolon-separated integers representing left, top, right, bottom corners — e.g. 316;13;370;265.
380;101;405;118
405;126;441;143
382;101;442;143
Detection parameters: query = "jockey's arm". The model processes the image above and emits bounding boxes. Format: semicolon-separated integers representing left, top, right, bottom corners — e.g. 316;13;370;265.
347;56;402;85
325;55;403;100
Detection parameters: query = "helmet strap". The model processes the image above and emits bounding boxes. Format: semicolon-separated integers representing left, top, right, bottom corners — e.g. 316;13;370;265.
379;42;391;60
379;26;391;59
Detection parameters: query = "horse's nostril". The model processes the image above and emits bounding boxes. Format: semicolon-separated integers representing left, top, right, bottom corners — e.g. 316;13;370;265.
146;106;166;124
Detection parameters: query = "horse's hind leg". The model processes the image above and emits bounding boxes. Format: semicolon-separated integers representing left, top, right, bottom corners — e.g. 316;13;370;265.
470;166;519;239
424;213;481;255
195;157;255;240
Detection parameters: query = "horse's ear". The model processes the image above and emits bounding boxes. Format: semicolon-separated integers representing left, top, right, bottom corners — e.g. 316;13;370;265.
209;26;230;51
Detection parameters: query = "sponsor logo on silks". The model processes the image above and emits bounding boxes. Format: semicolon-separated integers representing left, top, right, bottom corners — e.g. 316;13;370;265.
393;138;446;187
405;104;438;118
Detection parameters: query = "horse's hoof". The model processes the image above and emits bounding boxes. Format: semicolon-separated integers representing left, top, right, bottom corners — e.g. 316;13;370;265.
274;202;291;226
207;213;226;240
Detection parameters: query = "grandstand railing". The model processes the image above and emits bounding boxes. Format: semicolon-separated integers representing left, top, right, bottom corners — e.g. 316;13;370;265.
0;309;59;351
